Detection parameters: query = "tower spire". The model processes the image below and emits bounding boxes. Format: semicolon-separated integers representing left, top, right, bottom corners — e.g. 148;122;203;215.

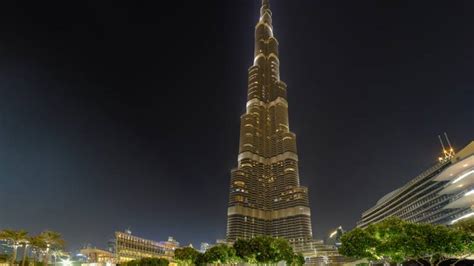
262;0;270;8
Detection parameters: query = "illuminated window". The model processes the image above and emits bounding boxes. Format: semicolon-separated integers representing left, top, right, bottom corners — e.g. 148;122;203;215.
234;181;246;187
235;195;244;202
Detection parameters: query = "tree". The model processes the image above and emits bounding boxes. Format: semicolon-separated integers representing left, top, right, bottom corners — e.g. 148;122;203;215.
453;218;474;234
291;253;305;266
29;235;47;263
195;253;207;266
31;231;65;265
452;218;474;265
421;224;467;266
369;217;411;263
339;228;381;261
174;247;200;265
0;229;29;265
399;222;432;265
250;236;275;263
202;244;239;264
126;258;169;266
233;236;297;264
271;237;294;264
233;239;254;263
340;218;471;266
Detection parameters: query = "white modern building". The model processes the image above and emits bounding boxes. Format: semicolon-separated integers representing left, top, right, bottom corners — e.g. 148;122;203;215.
358;141;474;228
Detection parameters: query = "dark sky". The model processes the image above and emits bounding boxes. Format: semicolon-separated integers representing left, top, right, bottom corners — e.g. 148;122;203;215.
1;0;473;252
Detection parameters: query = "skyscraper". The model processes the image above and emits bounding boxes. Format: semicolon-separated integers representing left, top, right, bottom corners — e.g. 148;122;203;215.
226;0;313;252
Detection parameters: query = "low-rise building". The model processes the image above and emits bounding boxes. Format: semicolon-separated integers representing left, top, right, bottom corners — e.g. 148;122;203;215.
80;248;116;266
114;231;177;263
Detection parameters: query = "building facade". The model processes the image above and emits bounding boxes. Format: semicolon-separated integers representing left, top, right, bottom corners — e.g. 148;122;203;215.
80;248;117;266
358;141;474;228
114;231;177;263
226;0;313;252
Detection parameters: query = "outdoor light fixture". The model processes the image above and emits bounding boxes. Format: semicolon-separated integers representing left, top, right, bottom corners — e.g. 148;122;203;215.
61;258;72;266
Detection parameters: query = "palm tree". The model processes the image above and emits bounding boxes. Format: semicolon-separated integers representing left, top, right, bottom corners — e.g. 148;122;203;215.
0;229;29;266
38;231;65;265
29;236;47;264
19;238;30;266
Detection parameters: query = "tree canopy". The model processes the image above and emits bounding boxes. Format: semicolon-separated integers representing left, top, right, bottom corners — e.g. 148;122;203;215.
174;236;304;266
339;217;474;266
174;247;201;265
125;257;169;266
0;228;66;266
232;236;296;265
202;244;239;264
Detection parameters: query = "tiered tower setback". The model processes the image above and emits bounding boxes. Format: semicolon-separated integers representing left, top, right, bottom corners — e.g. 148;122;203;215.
226;0;313;251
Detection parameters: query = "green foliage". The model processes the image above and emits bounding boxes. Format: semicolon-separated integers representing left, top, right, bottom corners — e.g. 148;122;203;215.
0;228;66;266
339;228;380;261
39;230;65;250
0;229;29;243
0;229;29;264
202;244;239;264
369;217;408;263
233;238;253;262
194;253;207;266
125;257;169;266
189;236;298;265
174;247;200;265
423;224;466;264
29;235;47;251
451;220;474;265
291;253;305;266
453;218;474;235
271;237;295;263
340;217;474;265
232;236;296;264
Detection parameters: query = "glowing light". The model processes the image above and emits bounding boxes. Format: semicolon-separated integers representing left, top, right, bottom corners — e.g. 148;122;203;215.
329;230;338;238
465;190;474;196
451;212;474;224
61;259;72;266
452;170;474;184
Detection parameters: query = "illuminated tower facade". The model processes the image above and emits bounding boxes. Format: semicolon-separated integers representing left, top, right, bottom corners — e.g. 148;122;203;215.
226;0;313;251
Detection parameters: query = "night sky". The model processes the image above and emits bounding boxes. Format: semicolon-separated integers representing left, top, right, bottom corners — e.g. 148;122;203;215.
1;0;473;252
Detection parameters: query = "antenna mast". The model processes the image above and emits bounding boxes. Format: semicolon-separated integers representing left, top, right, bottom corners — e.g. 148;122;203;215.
438;133;455;162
